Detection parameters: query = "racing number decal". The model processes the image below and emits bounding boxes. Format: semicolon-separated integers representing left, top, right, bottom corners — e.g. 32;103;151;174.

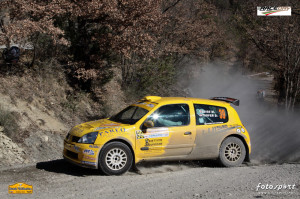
219;109;226;119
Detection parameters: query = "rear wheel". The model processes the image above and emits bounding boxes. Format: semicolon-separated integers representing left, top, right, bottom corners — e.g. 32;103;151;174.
99;142;133;175
218;137;246;167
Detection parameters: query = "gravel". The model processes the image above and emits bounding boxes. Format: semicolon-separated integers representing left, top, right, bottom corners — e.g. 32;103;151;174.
0;160;299;199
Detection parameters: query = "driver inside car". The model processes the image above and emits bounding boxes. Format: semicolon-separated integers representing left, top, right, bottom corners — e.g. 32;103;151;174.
156;115;183;126
154;108;185;127
146;105;188;127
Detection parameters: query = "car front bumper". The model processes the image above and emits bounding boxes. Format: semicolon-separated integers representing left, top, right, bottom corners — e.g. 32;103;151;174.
63;140;101;169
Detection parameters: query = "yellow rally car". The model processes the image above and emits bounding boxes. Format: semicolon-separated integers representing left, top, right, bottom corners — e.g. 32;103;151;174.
63;96;251;175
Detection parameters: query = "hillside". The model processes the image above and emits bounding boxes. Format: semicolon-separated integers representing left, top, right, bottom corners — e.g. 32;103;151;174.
0;61;129;167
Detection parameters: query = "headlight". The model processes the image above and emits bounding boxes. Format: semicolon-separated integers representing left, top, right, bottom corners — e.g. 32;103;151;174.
78;132;98;144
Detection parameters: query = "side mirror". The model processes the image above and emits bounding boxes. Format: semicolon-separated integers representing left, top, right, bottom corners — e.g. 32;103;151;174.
143;120;154;128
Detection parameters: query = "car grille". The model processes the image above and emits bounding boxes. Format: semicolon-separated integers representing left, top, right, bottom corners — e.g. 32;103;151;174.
66;150;78;160
72;136;80;143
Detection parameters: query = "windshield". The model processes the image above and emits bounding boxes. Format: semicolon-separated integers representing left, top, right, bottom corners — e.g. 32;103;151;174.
109;106;149;124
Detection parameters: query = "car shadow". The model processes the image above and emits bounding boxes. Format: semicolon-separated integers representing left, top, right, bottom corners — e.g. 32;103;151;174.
36;159;103;177
36;159;248;176
136;159;221;169
36;159;220;176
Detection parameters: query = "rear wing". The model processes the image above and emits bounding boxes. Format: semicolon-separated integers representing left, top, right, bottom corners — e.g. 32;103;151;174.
210;97;240;106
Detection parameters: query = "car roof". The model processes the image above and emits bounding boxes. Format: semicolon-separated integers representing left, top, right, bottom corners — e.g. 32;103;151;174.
143;96;230;107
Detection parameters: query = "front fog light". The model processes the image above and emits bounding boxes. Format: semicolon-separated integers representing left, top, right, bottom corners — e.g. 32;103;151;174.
78;132;98;144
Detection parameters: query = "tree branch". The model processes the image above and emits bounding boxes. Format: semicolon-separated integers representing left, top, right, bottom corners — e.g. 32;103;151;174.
163;0;181;14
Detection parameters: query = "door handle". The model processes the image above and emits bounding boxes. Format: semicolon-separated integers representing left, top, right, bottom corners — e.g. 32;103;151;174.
184;131;192;135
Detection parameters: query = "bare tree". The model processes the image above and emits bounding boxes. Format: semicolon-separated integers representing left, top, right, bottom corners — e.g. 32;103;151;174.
235;1;300;110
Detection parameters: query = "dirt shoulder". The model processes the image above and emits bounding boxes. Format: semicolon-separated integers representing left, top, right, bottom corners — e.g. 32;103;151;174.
0;161;299;199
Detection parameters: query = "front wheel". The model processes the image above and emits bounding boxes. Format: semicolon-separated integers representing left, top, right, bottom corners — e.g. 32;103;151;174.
98;142;133;175
218;137;246;167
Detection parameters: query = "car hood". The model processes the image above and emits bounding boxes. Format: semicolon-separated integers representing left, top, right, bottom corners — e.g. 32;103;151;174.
69;119;130;137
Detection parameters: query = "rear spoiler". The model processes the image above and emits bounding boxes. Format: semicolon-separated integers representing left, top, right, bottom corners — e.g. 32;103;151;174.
210;97;240;106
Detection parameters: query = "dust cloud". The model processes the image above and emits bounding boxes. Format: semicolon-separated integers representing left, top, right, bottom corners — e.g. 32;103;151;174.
188;63;300;164
135;64;299;174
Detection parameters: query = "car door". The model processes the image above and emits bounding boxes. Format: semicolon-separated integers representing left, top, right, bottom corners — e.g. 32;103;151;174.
136;103;196;158
191;103;231;159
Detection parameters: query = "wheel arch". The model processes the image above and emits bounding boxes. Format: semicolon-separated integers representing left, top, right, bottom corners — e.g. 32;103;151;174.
221;134;250;162
101;138;136;165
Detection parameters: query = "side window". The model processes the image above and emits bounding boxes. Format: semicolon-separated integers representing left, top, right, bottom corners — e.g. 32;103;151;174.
194;104;228;125
146;104;190;127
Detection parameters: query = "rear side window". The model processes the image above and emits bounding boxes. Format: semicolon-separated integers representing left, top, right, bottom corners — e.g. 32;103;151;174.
194;104;228;125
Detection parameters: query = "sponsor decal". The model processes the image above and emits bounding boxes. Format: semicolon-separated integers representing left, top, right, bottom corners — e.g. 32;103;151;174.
198;109;218;118
83;149;95;155
207;125;229;133
74;145;80;152
145;138;162;146
257;6;291;16
144;132;169;139
135;102;155;108
8;183;33;194
136;128;169;139
89;145;100;148
204;122;224;125
234;125;242;128
235;127;246;134
83;156;96;160
100;123;120;126
136;130;144;139
136;102;147;105
94;127;111;131
197;109;225;119
82;161;97;166
99;128;126;136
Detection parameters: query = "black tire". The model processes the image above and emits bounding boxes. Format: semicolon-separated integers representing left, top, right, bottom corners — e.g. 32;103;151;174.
98;142;133;175
218;137;246;167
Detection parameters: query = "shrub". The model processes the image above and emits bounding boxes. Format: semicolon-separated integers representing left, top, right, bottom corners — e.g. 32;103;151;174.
0;106;20;138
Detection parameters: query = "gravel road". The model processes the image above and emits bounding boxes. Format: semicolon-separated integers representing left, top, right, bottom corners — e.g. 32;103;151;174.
0;160;299;199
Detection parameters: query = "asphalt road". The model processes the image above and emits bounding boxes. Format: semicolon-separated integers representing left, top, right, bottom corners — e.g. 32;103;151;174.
0;160;299;199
